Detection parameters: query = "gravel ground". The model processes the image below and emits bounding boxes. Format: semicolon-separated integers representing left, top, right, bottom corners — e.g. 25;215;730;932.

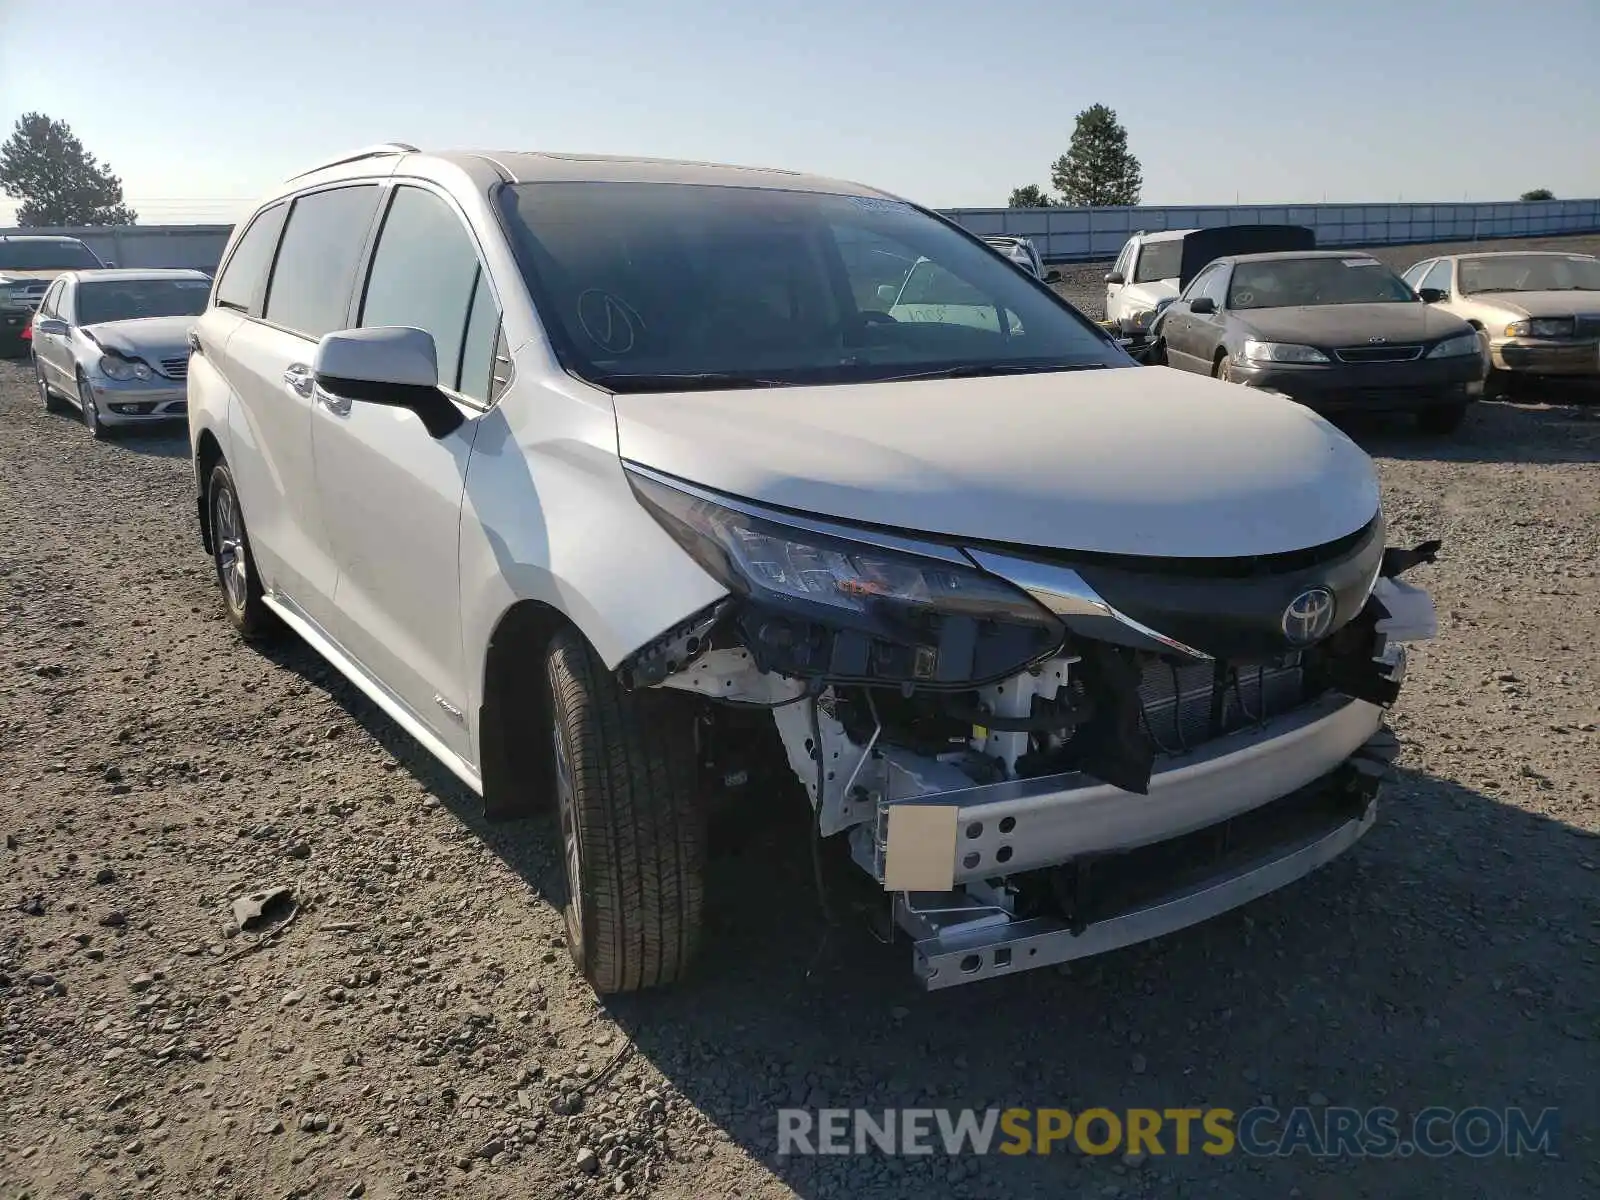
1049;232;1600;319
2;332;1599;1200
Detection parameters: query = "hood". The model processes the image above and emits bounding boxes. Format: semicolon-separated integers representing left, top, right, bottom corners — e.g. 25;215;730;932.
1464;290;1600;319
1123;280;1181;307
1236;302;1470;346
80;315;197;364
614;367;1381;559
0;268;74;283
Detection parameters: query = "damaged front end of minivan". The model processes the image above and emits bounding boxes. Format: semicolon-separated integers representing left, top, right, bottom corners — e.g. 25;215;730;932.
617;464;1440;989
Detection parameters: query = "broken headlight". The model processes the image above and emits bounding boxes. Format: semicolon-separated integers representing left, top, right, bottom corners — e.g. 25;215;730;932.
628;468;1065;687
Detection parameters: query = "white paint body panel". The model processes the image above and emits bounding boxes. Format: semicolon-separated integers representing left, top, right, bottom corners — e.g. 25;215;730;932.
614;367;1381;558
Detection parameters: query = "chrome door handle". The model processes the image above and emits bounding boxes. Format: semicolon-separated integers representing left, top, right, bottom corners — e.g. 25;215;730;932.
282;364;315;398
314;386;352;417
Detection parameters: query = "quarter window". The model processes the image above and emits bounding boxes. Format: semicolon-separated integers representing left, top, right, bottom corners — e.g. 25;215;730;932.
359;186;501;399
1400;260;1432;289
263;186;381;339
215;203;288;314
1419;260;1453;295
40;279;64;319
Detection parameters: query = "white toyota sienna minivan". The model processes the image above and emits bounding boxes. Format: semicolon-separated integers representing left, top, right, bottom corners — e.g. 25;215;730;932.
189;144;1440;993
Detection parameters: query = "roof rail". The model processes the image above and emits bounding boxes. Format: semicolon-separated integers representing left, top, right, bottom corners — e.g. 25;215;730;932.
286;143;419;181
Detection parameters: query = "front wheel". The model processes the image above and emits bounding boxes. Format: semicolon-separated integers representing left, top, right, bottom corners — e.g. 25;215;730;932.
544;628;705;994
76;369;108;440
1213;354;1235;383
207;462;278;640
1417;402;1468;435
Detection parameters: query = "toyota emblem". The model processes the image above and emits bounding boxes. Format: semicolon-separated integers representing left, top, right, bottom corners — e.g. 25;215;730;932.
1282;587;1336;646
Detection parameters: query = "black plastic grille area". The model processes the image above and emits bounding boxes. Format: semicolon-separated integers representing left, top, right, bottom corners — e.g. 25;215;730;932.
1137;654;1305;753
1333;344;1424;363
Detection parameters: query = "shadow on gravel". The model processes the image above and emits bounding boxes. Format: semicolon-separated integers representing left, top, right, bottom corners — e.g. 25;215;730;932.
593;765;1593;1199
246;612;1593;1199
1345;395;1600;466
109;427;190;458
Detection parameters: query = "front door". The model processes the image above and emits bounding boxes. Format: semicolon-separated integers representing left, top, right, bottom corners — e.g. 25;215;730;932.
311;183;504;757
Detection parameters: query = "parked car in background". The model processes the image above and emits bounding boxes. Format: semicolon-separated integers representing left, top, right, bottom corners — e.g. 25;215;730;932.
1103;228;1191;335
0;234;108;355
1155;250;1485;433
30;269;211;437
981;235;1047;280
1105;225;1315;337
1400;250;1600;390
190;144;1437;995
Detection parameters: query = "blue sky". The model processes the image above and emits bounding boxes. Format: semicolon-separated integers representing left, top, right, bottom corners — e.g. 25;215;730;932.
2;0;1597;224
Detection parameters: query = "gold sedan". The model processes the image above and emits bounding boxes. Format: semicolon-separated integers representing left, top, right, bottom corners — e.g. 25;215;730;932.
1400;250;1600;387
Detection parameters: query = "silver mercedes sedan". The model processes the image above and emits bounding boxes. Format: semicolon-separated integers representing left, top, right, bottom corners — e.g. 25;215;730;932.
28;268;211;437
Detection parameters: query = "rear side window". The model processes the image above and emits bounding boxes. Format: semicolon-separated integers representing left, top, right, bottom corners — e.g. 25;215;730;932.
215;203;288;314
358;186;500;400
1419;260;1453;294
264;185;380;339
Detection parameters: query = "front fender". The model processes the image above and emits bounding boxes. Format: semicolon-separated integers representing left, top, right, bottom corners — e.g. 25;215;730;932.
456;387;728;755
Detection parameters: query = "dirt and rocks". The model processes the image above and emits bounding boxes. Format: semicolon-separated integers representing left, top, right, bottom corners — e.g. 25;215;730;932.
2;336;1598;1200
1049;232;1600;319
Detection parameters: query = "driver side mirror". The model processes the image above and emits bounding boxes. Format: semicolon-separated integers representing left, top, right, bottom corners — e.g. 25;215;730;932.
102;260;117;269
1417;287;1447;303
35;317;69;337
1189;297;1217;315
1044;269;1062;284
313;326;465;439
1104;271;1125;285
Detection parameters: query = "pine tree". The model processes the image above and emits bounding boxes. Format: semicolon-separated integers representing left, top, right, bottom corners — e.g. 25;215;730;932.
0;113;138;226
1050;105;1142;207
1007;185;1055;208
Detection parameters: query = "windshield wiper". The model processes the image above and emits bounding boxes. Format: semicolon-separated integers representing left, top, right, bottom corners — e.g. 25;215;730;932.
593;371;789;393
871;360;1112;383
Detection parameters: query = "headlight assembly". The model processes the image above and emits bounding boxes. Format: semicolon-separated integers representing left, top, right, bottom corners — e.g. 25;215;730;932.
1504;318;1575;339
1242;340;1330;364
1426;332;1482;358
627;468;1065;687
98;355;154;381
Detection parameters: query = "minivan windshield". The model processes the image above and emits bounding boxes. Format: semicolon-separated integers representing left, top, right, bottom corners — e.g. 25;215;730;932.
497;182;1122;392
0;238;102;271
76;277;212;325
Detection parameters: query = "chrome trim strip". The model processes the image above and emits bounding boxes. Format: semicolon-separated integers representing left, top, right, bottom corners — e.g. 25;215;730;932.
966;547;1211;660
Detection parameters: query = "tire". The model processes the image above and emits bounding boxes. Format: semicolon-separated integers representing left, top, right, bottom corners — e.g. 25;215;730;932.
206;462;278;641
1213;354;1234;383
76;369;108;440
33;355;63;413
544;627;705;994
1417;402;1468;435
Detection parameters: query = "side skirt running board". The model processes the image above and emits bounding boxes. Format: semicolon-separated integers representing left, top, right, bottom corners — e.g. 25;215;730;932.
261;594;484;797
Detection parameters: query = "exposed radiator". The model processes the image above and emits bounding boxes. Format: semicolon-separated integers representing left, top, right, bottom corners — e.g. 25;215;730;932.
1138;654;1306;754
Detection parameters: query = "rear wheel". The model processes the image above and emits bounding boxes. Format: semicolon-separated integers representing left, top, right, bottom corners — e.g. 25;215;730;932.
1417;402;1468;435
207;462;278;641
544;628;705;994
33;355;63;413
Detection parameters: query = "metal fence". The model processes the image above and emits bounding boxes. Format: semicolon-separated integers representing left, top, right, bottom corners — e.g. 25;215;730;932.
7;197;1599;272
0;224;234;273
941;198;1600;263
